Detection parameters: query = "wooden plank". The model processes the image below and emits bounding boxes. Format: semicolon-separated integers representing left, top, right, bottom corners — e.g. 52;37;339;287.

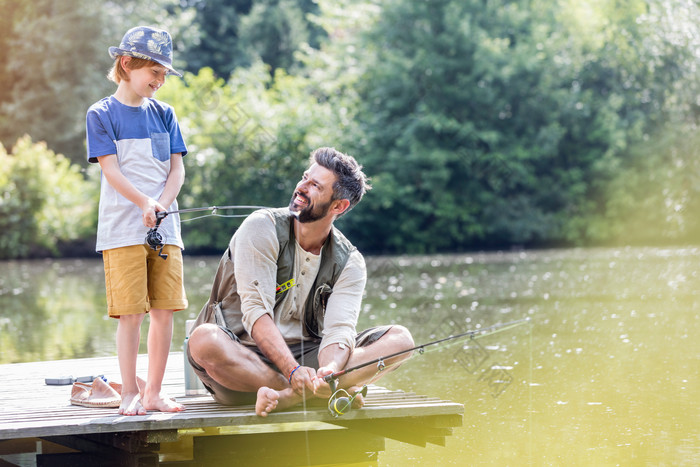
1;400;463;441
193;429;385;467
36;450;159;467
46;430;177;454
0;354;463;444
0;439;62;456
2;398;463;441
427;435;447;447
329;414;462;447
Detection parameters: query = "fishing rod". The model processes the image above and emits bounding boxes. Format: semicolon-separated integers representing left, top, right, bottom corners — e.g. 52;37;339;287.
324;317;531;416
147;204;269;259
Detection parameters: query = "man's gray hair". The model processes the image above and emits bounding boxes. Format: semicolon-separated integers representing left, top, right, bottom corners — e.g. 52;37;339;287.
311;147;371;213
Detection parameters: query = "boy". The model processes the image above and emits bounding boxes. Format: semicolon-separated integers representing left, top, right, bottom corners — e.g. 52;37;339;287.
86;26;187;415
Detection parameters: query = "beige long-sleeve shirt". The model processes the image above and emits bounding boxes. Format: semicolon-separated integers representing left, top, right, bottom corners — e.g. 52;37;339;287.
232;210;366;353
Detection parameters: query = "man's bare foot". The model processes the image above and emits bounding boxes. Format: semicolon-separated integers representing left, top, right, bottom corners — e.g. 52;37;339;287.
345;386;367;409
142;393;186;413
119;392;146;416
256;387;280;417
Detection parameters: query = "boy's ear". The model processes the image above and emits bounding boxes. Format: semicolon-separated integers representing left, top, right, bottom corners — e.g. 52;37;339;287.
120;56;131;70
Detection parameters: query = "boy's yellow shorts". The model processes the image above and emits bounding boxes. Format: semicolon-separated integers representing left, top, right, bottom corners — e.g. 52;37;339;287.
103;244;188;318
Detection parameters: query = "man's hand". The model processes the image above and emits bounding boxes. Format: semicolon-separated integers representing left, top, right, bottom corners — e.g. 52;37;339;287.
311;366;337;397
289;365;316;396
315;344;349;396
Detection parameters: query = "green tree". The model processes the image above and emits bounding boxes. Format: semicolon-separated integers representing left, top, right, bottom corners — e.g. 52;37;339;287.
332;0;700;252
182;0;324;77
179;0;252;77
583;0;700;245
0;0;108;164
239;0;311;72
341;0;569;251
0;136;95;259
0;0;196;165
156;64;339;251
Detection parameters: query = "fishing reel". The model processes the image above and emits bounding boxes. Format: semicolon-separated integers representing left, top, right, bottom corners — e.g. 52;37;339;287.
327;383;368;417
146;212;168;260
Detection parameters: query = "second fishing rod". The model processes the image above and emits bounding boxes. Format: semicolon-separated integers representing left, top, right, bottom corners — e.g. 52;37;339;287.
323;317;531;416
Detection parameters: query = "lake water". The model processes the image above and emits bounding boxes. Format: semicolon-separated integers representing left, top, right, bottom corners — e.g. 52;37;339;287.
1;246;698;465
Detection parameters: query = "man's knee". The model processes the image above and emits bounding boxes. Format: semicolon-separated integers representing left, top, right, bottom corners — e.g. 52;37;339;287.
384;324;415;350
370;325;414;368
188;323;225;364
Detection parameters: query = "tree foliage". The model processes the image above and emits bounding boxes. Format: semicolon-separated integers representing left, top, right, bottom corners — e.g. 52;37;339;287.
156;64;341;251
0;0;108;164
1;0;699;258
181;0;324;77
333;0;700;252
0;0;196;165
0;136;95;259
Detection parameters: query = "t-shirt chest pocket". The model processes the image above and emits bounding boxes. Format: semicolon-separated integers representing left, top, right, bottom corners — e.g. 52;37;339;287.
150;133;171;162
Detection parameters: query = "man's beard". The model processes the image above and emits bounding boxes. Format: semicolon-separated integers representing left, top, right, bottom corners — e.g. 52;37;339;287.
289;192;332;223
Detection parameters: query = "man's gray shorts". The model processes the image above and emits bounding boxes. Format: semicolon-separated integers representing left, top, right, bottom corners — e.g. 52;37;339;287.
186;324;393;406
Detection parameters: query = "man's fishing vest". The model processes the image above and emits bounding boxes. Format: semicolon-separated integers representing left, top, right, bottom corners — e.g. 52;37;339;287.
193;208;356;340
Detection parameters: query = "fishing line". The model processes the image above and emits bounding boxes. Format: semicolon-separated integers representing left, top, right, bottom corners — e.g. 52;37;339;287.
146;205;270;259
299;326;311;465
158;205;270;221
161;205;270;222
324;317;532;416
326;317;531;384
528;316;534;464
372;317;528;382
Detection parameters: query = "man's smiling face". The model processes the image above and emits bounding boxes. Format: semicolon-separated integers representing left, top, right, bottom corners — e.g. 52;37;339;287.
289;163;338;223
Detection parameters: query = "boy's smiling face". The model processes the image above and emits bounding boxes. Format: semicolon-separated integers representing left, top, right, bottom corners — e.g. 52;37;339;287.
127;61;168;99
118;57;168;102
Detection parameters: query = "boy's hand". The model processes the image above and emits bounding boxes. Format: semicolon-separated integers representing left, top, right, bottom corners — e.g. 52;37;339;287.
141;198;166;228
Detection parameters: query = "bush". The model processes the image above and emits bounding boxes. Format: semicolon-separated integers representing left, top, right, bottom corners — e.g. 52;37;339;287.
0;136;95;258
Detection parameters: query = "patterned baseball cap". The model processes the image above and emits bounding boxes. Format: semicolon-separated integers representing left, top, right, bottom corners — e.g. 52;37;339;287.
109;26;182;77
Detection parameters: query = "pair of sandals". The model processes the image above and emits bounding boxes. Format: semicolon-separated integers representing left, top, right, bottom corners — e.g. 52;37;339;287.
70;377;123;408
69;377;149;408
70;376;177;409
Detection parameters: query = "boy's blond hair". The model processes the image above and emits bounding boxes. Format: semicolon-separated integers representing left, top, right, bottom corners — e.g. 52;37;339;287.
108;56;157;84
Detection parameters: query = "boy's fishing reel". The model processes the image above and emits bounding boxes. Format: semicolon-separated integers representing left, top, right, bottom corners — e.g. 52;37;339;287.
145;212;168;260
143;205;270;261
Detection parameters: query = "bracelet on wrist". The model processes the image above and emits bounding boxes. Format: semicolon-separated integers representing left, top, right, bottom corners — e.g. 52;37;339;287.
288;365;301;385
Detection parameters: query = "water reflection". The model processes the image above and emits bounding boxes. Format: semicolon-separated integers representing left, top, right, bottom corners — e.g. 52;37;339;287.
1;247;699;465
0;257;214;363
362;247;699;465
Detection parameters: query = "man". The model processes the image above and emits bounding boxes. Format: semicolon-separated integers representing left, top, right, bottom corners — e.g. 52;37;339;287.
187;147;414;416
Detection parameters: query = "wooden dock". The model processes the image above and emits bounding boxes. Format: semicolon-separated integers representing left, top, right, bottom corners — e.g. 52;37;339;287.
0;353;463;466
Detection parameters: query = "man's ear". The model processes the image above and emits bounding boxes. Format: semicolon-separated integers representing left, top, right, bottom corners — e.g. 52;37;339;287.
332;199;351;216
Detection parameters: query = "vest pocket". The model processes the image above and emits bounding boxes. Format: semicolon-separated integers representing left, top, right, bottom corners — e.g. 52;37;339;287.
313;283;333;317
150;132;171;162
213;302;225;327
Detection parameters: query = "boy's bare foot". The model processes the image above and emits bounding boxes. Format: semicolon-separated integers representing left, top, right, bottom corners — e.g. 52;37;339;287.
142;393;186;413
256;387;280;417
119;392;146;416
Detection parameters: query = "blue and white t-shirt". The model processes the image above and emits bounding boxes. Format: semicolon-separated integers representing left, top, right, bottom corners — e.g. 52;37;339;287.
86;96;188;252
